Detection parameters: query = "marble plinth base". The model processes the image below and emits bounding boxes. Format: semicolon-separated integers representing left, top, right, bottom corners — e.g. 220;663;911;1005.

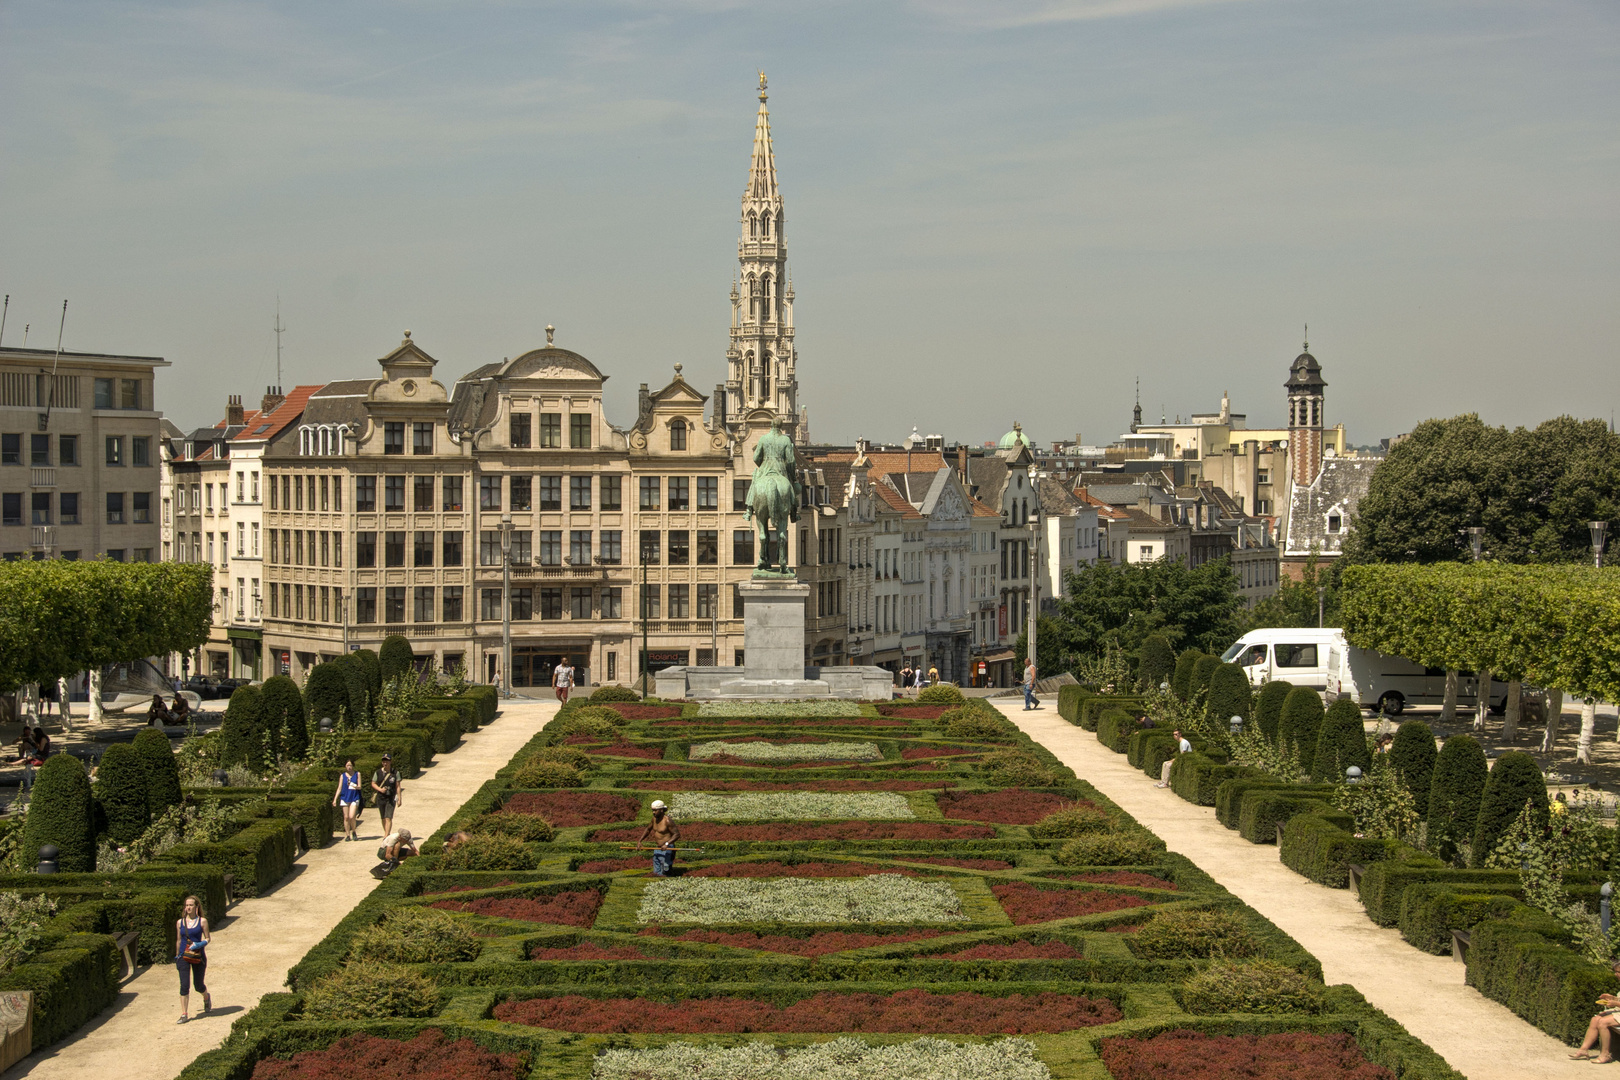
740;580;810;683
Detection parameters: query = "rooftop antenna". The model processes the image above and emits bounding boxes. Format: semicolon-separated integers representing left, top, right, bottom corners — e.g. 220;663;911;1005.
0;295;8;347
273;296;285;387
1303;323;1309;351
22;324;28;348
41;300;66;432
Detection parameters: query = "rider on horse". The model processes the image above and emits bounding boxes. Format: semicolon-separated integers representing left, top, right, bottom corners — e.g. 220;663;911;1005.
744;416;801;573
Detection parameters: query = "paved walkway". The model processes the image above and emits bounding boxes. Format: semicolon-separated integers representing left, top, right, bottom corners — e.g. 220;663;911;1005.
3;698;556;1080
994;699;1591;1080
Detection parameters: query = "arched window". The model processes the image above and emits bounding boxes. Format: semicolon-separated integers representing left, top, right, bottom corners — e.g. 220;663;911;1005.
760;212;769;237
745;275;758;321
761;274;773;322
670;419;687;451
748;212;758;238
300;428;309;456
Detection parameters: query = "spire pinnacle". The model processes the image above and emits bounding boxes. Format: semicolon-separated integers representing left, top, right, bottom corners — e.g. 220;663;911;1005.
747;76;779;201
758;70;767;102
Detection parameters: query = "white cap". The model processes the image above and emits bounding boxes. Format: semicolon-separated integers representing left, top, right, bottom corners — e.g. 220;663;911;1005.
650;800;667;810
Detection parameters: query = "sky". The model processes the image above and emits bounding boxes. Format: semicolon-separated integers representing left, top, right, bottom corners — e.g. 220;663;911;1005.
1;0;1616;446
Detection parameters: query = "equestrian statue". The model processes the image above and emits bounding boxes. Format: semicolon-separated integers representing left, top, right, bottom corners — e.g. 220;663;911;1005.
744;416;801;575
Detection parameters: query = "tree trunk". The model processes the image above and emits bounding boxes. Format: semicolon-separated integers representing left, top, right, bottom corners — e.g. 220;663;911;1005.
1541;687;1564;754
88;669;104;725
1578;698;1597;764
1474;669;1491;732
1502;681;1521;742
57;677;73;730
1441;670;1459;725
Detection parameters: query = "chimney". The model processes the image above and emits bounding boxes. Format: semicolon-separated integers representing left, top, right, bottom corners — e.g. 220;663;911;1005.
226;395;244;426
714;384;727;429
261;385;286;415
956;445;968;482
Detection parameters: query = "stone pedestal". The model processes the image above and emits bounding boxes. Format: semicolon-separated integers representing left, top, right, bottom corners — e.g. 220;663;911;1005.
740;580;809;682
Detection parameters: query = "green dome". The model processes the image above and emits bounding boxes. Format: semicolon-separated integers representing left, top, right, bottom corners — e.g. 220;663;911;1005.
997;422;1031;450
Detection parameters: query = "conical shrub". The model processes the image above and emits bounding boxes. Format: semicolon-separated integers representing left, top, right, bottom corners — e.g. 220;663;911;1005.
1277;687;1324;764
1206;663;1253;726
1171;652;1201;700
1191;655;1220;699
379;635;415;684
354;648;383;702
21;754;95;871
304;661;352;731
95;743;149;845
1138;635;1176;694
1389;721;1438;818
1471;751;1548;867
221;684;266;770
1254;681;1294;743
1426;734;1487;865
133;728;183;816
1311;698;1371;781
260;675;309;761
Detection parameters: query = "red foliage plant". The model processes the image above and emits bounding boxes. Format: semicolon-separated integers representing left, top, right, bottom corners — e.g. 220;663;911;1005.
250;1030;523;1080
1050;871;1176;890
991;882;1155;926
430;890;603;928
687;861;919;879
630;779;945;793
422;880;515;896
937;789;1084;825
902;856;1014;871
603;704;684;720
638;927;945;957
494;988;1121;1034
589;822;996;842
1100;1030;1396;1080
900;745;980;760
877;705;952;719
943;940;1082;961
657;719;910;729
590;743;666;760
685;756;886;768
529;941;650;961
574;857;645;874
500;792;641;827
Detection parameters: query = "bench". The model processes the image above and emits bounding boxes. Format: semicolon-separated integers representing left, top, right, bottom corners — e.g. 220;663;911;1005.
1276;823;1286;846
222;873;235;907
1346;862;1368;893
1451;929;1471;964
113;931;141;982
292;824;307;854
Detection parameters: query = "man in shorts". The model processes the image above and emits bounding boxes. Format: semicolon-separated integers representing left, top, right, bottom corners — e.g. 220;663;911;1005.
373;828;417;878
371;754;401;838
552;656;575;704
636;800;681;876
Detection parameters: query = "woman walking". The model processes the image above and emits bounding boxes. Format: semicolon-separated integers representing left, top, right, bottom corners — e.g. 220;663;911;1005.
332;758;363;841
175;895;211;1023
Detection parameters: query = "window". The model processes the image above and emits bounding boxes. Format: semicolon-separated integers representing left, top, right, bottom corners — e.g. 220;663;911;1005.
414;531;434;567
442;586;463;622
333;477;342;511
569;475;591;511
133;492;152;524
385;531;405;567
1327;513;1342;533
320;586;330;622
539;587;563;620
696;529;718;565
357;532;377;567
414;586;434;622
385;586;406;623
640;583;660;619
251;471;259;502
537;476;563;514
606;651;617;680
29;434;49;466
570;530;591;565
279;475;289;509
0;434;16;465
570;587;591;618
479;476;501;511
639;530;660;564
94;379;114;409
269;583;278;616
732;583;744;618
667;477;689;511
639;476;660;511
442;531;463;566
105;436;123;466
289;479;299;511
384;475;405;512
383;422;405;454
294;531;304;565
106;548;126;562
509;413;531;448
510;587;533;620
510;530;532;564
539;413;561;448
538;530;561;566
696;582;719;620
356;588;377;624
570;413;591;448
29;492;49;525
480;588;502;621
1276;644;1319;668
600;475;622;511
668;530;690;564
442;475;463;511
58;435;76;466
120;379;140;410
668;583;690;619
332;531;342;566
479;531;502;566
414;475;434;511
59;492;78;525
602;587;622;619
733;530;755;566
106;492;125;524
669;420;687;451
733;478;749;511
413;422;433;455
356;476;377;512
130;436;149;467
697;476;719;511
509;475;532;511
1238;644;1267;668
599;530;622;564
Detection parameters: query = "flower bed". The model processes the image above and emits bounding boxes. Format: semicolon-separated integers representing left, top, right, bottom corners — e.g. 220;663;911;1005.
592;1036;1051;1080
991;882;1155;925
636;875;968;925
688;740;882;764
499;792;641;827
1051;871;1176;890
601;704;684;720
495;987;1121;1034
877;705;952;719
937;789;1082;824
639;927;946;957
529;941;650;961
901;744;980;759
588;742;666;759
669;791;915;821
904;856;1015;871
1100;1030;1396;1080
631;779;945;792
696;701;866;718
687;861;919;879
658;718;911;728
590;821;996;842
944;940;1083;960
422;880;515;896
429;890;603;927
250;1030;523;1080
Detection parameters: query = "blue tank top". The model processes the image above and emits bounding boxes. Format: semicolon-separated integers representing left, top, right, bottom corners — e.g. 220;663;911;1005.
339;772;361;802
179;915;205;949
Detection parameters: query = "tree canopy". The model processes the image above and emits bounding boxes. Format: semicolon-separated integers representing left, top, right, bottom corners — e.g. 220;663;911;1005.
1047;556;1245;667
0;560;214;692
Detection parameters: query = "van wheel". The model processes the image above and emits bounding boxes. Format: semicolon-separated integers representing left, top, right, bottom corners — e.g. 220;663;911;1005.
1378;692;1405;716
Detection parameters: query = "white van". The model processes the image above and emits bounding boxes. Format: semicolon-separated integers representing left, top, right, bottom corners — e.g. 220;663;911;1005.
1220;628;1345;693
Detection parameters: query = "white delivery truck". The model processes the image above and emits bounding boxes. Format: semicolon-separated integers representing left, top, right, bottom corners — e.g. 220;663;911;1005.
1220;628;1509;716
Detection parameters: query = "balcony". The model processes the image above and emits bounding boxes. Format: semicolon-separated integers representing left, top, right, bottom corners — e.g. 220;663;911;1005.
30;468;54;488
30;526;54;550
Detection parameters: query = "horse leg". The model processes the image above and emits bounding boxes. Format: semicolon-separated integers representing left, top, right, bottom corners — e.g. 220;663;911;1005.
756;517;770;570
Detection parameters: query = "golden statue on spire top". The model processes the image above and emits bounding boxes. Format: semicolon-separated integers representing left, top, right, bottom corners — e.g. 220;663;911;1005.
758;70;767;102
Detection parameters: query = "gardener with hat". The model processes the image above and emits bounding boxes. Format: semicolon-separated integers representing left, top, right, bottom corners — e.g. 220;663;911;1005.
636;800;681;876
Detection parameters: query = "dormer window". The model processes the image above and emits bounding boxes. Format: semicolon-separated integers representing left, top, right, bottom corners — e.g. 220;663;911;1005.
1327;513;1342;533
670;419;687;451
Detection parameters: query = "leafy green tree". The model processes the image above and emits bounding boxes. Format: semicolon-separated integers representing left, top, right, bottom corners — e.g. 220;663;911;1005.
1051;557;1245;665
1311;698;1371;781
1206;663;1253;725
94;743;149;845
132;728;183;816
1191;655;1220;699
1013;616;1072;680
1171;651;1201;700
1426;734;1487;864
304;661;352;731
1277;687;1324;763
260;675;308;761
1254;681;1294;743
1137;635;1176;693
1471;751;1549;868
354;648;383;701
378;636;415;684
21;755;95;871
1389;721;1438;818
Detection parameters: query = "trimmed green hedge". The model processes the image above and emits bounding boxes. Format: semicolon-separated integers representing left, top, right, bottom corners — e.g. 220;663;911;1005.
1466;900;1607;1045
1096;708;1138;752
158;817;298;899
1056;683;1094;725
1236;787;1338;844
1170;753;1261;806
0;932;119;1051
1397;884;1522;955
1079;694;1143;732
1279;812;1402;888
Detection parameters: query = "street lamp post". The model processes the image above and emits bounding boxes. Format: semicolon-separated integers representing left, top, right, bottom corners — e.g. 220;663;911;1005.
1467;526;1485;563
1027;465;1040;677
640;555;650;700
1591;521;1608;569
500;510;513;697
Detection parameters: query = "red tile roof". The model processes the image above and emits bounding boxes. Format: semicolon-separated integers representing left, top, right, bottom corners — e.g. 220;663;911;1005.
232;385;324;442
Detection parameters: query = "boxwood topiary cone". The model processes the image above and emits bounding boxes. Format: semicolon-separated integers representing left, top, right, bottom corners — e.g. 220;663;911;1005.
95;742;149;845
1137;635;1176;693
335;653;373;727
1254;681;1294;744
1171;652;1201;700
354;648;383;703
1389;721;1438;818
1471;750;1549;867
1205;663;1253;726
1310;698;1370;781
1426;733;1487;865
260;674;308;761
221;683;266;770
379;635;415;685
132;728;183;817
304;660;352;731
1277;687;1324;765
21;754;96;871
1190;655;1220;699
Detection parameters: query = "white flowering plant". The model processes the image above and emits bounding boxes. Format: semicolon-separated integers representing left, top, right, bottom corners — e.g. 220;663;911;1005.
689;741;882;764
637;875;969;925
697;701;866;718
592;1036;1051;1080
671;792;915;822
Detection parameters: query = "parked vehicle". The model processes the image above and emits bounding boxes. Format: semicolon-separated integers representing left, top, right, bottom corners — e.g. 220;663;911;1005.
1220;628;1345;693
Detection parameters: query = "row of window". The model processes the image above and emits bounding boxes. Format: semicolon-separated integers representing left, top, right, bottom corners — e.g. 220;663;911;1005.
509;412;593;450
266;472;768;516
1;434;153;469
271;529;345;567
0;491;150;527
381;422;437;456
271;474;348;513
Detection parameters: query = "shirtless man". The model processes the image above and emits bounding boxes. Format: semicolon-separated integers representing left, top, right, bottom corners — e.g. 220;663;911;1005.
636;800;681;876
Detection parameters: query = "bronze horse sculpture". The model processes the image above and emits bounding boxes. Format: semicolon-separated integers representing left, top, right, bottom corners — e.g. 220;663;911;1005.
744;416;801;575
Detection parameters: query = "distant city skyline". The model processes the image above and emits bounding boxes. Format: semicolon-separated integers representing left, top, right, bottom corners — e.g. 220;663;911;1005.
2;1;1615;445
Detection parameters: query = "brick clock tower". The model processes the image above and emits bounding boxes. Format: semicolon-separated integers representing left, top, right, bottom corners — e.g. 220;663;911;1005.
1286;338;1326;487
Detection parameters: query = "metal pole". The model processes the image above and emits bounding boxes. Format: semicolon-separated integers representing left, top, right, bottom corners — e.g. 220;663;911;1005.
500;511;512;696
641;558;650;700
1027;466;1039;675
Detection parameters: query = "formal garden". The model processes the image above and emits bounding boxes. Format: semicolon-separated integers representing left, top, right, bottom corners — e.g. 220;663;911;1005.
170;684;1460;1080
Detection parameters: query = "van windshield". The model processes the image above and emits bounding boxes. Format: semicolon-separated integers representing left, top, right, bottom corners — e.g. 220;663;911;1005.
1220;641;1246;662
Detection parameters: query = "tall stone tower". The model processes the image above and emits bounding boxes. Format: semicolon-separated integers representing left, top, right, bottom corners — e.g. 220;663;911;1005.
724;73;798;428
1285;336;1326;486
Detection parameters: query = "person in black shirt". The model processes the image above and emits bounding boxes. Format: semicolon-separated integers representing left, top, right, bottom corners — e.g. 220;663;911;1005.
370;754;401;837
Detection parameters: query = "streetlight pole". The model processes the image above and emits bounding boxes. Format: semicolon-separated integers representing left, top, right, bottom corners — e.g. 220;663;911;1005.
1467;526;1484;563
640;556;650;700
1591;521;1608;569
500;510;513;697
1026;464;1040;678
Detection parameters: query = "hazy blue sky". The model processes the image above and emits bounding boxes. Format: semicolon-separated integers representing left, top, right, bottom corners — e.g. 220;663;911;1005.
2;1;1615;445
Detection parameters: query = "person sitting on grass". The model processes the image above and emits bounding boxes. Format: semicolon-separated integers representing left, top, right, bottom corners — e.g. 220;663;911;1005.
636;800;681;877
1571;963;1620;1062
